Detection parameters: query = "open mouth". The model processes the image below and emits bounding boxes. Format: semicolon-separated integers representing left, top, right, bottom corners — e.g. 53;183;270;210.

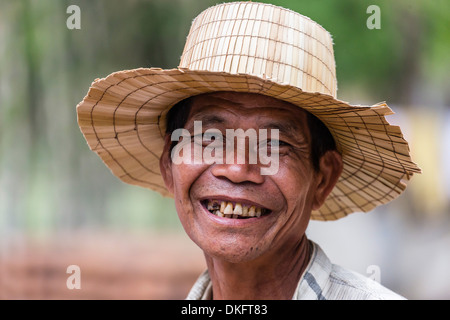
201;199;271;219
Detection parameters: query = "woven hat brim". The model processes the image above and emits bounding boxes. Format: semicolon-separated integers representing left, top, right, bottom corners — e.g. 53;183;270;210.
77;67;421;221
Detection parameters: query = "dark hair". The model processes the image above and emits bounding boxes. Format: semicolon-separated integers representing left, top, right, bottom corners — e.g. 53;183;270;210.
306;112;337;171
165;98;193;139
165;96;336;172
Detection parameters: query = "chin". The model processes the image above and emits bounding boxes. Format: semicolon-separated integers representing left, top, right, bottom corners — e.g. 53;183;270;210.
199;237;270;264
206;249;258;264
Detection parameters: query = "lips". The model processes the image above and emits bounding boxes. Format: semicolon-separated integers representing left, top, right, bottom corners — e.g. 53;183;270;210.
202;199;271;219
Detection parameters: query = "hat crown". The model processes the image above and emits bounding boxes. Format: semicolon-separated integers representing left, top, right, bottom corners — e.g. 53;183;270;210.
179;2;337;97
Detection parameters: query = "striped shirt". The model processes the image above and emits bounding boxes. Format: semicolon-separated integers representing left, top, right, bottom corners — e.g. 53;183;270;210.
186;241;405;300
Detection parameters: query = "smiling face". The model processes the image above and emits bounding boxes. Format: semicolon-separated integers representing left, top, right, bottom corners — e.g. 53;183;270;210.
160;92;341;263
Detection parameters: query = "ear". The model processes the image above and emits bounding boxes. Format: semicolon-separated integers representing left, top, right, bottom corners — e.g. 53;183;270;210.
159;134;175;193
312;150;343;210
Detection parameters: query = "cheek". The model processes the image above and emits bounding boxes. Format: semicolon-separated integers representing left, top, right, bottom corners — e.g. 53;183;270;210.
275;157;317;217
170;162;209;230
270;161;315;242
171;163;206;197
277;156;314;193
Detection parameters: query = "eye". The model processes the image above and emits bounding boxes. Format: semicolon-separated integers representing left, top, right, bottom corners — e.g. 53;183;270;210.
280;140;292;147
203;131;218;141
192;131;224;147
191;133;203;143
269;139;279;147
256;139;291;157
264;139;290;148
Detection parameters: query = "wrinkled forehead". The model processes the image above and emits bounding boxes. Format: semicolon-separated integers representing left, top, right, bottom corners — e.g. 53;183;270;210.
186;92;309;134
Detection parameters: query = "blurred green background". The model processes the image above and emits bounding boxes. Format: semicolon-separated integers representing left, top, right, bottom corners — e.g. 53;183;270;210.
1;0;449;299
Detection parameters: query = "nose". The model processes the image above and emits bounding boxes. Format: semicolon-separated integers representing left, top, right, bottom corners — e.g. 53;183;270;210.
211;162;265;185
209;132;266;184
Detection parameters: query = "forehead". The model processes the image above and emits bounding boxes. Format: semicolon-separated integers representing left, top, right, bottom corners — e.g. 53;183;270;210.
188;92;308;127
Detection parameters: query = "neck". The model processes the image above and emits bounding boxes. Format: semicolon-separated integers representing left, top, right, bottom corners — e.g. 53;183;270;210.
204;235;312;300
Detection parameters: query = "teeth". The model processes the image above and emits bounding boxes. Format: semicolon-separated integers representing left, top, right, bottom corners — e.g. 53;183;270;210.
242;205;248;217
215;210;224;217
224;202;233;215
233;203;242;215
207;200;268;219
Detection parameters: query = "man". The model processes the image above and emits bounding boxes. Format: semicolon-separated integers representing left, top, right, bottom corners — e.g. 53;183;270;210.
77;2;420;299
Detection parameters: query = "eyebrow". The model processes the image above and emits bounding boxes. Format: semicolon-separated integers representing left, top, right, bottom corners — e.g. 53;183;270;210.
259;121;297;134
190;115;297;132
193;114;225;124
186;114;225;130
189;109;308;135
259;120;309;142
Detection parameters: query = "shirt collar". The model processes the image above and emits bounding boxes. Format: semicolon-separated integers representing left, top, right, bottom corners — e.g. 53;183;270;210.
186;241;333;300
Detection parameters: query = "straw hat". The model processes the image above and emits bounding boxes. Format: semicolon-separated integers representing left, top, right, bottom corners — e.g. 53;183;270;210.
76;1;421;221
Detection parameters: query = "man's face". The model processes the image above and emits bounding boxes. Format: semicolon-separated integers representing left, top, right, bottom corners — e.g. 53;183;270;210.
161;92;329;263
